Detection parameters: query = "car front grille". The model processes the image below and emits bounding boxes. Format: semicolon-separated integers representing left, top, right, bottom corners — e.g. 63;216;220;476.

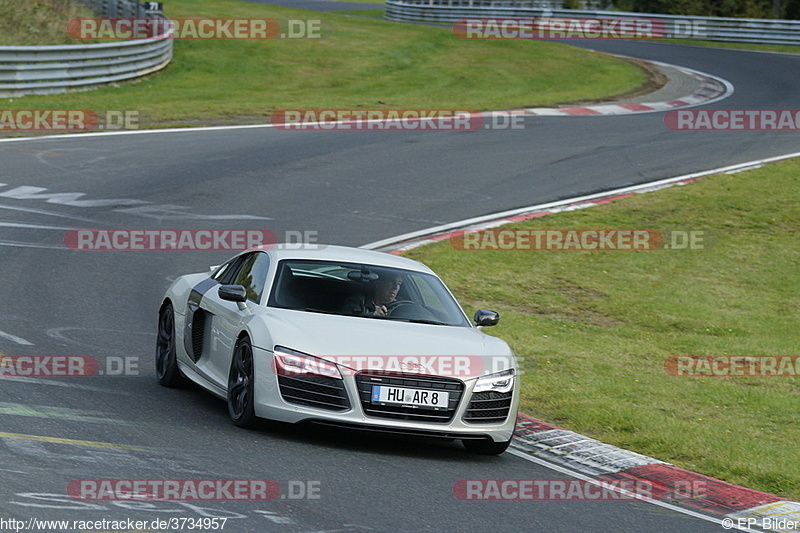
462;391;513;424
278;375;351;412
355;373;464;424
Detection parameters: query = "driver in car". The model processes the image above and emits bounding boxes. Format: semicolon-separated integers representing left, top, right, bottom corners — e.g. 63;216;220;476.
342;274;403;316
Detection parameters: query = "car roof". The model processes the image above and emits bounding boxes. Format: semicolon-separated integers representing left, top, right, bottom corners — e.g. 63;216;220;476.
252;244;437;275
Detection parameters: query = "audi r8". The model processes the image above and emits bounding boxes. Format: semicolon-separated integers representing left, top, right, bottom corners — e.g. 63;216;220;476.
156;244;519;454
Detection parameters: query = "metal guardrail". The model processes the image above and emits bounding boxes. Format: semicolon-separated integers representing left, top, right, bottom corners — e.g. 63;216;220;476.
0;0;173;97
386;1;800;45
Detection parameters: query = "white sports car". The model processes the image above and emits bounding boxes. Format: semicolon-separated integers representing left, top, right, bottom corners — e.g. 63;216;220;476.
156;244;520;454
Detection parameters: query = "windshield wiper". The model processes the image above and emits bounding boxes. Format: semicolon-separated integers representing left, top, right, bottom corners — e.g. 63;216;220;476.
401;318;448;325
370;316;447;326
300;307;342;315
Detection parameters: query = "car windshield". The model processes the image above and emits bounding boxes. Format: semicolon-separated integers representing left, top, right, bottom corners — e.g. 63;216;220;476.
267;260;470;327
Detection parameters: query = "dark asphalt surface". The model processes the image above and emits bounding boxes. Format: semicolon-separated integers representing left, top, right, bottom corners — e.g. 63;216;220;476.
0;4;795;532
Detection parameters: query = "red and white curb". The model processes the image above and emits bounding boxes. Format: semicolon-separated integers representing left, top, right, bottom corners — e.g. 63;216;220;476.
514;414;800;532
363;152;800;531
516;60;733;117
0;59;734;145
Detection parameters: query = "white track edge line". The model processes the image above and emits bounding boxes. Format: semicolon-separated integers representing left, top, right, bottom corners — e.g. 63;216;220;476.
0;59;733;143
506;448;763;532
361;150;800;250
0;330;34;346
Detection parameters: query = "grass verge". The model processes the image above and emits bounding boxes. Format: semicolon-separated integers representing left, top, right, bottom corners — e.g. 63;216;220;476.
404;158;799;500
0;0;646;127
0;0;94;45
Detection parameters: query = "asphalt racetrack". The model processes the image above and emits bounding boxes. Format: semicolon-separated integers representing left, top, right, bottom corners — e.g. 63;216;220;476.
1;8;798;532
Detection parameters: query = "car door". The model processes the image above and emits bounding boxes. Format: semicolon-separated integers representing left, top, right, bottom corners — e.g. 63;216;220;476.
180;254;243;374
191;251;271;390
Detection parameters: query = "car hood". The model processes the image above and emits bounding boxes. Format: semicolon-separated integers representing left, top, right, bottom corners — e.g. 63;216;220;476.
252;308;515;379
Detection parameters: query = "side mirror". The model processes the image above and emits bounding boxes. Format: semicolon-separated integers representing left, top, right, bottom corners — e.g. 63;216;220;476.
474;309;499;327
219;285;247;303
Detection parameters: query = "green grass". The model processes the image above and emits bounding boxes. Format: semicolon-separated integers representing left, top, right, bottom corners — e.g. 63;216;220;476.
0;0;94;45
0;0;646;128
404;158;800;500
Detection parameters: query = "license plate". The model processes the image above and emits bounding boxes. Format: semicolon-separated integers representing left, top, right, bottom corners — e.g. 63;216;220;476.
371;385;449;410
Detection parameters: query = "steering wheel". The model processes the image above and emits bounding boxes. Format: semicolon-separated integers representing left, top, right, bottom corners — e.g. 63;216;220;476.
388;300;438;321
387;299;417;313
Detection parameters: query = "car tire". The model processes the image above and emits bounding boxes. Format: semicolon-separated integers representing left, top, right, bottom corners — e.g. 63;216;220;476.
227;336;258;428
462;437;512;455
156;302;188;387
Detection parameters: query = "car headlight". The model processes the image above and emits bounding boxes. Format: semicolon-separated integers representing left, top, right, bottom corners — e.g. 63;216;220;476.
273;346;342;380
473;368;515;393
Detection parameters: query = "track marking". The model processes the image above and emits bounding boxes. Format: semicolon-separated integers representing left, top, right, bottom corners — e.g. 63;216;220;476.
0;203;102;223
506;448;763;532
0;375;139;395
0;329;33;346
0;402;129;425
0;431;152;452
45;326;153;351
1;146;62;155
0;222;74;230
0;241;67;249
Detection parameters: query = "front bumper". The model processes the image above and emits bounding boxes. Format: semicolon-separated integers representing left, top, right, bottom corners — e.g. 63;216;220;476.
252;346;520;443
